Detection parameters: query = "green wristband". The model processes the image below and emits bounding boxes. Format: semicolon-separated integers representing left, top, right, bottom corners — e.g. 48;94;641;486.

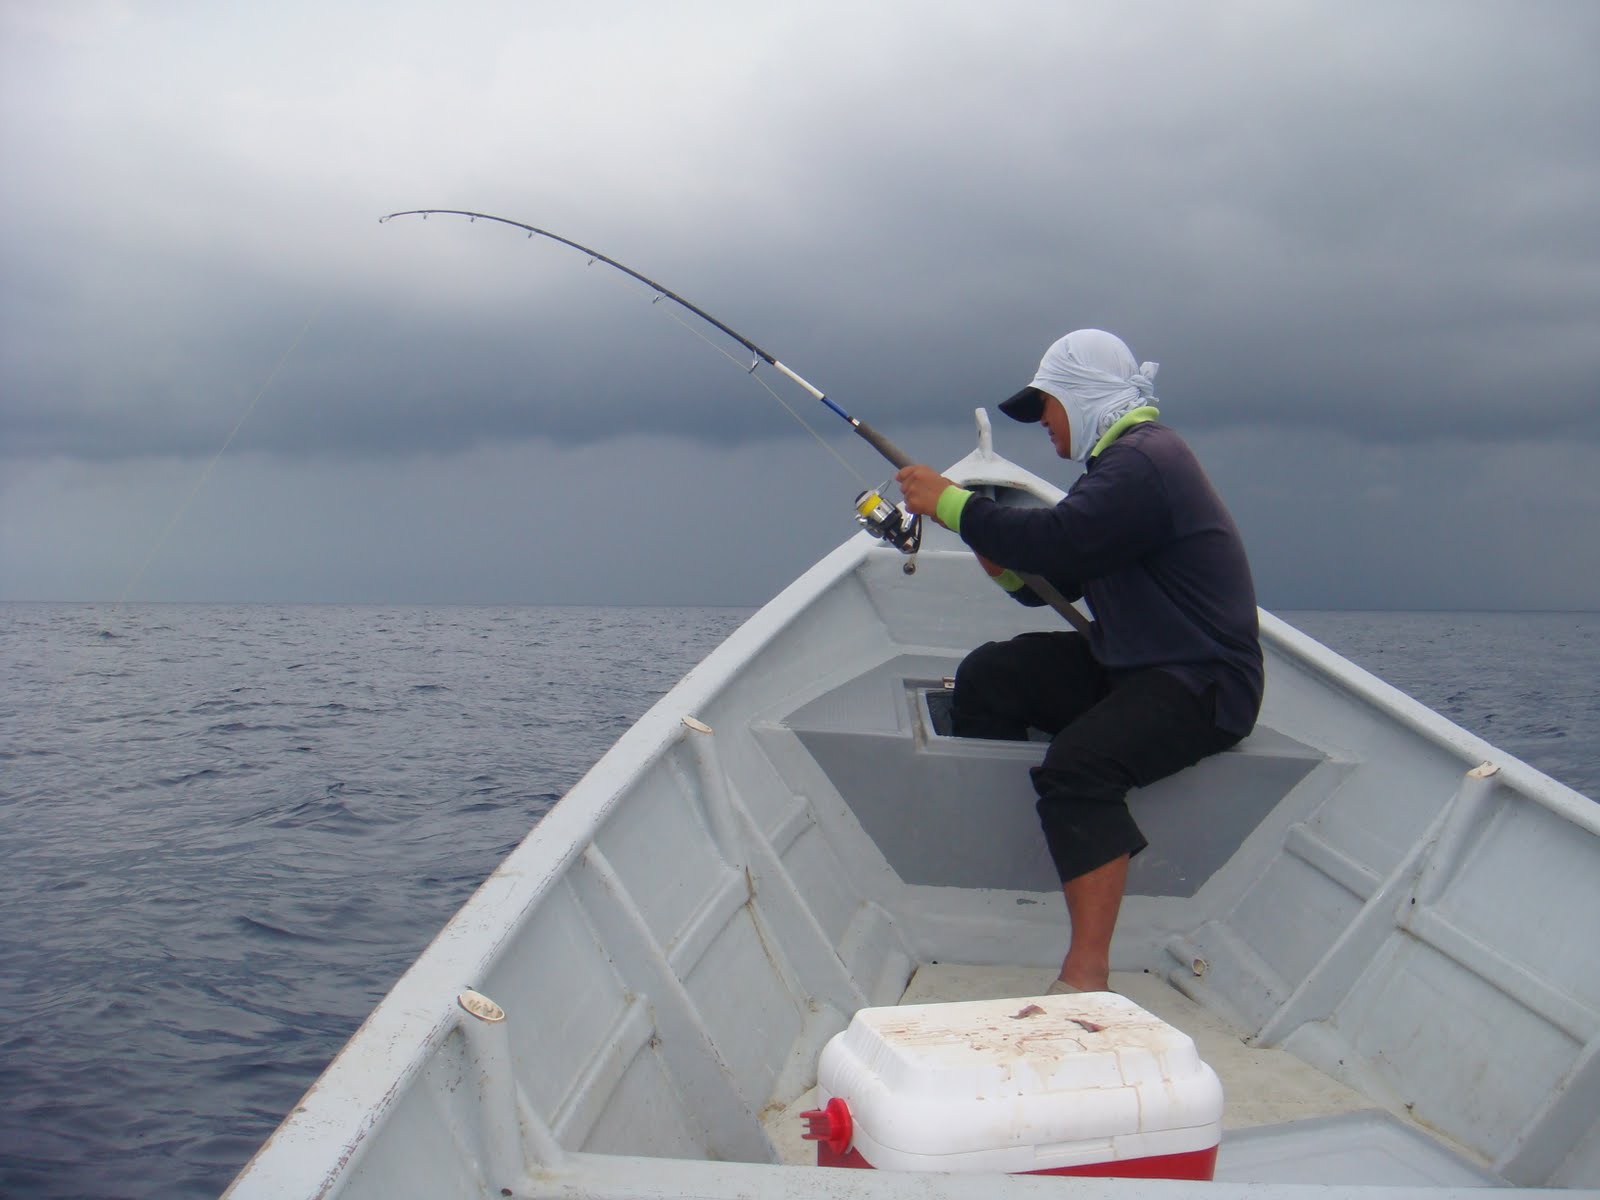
936;486;973;533
993;569;1027;593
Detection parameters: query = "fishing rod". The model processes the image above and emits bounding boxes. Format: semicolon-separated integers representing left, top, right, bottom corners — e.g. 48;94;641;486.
380;209;1090;632
380;208;922;559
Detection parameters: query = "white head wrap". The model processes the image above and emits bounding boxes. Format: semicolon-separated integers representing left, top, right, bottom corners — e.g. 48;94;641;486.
1028;329;1160;461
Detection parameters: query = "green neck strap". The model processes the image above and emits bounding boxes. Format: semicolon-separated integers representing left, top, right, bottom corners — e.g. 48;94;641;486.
1090;406;1160;460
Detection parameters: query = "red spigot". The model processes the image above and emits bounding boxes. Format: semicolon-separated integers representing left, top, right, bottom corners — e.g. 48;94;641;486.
800;1096;853;1155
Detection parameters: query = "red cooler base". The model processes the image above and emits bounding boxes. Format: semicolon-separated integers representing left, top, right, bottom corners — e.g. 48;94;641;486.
818;1143;1218;1181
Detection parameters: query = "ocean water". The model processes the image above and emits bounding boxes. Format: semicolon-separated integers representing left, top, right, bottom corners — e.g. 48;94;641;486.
1;604;1595;1199
1;604;750;1200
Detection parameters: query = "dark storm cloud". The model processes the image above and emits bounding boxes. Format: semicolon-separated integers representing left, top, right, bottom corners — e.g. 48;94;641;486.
2;1;1598;609
750;1;1600;442
3;1;1598;469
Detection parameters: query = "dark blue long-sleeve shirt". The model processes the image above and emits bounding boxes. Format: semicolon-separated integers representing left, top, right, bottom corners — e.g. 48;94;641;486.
955;421;1263;736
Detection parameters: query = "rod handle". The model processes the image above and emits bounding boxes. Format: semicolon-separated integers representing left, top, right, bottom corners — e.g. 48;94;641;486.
1019;574;1092;635
852;419;915;470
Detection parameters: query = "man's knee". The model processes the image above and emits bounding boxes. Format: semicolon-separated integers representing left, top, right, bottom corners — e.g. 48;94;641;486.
950;640;1027;739
955;633;1107;742
1032;745;1149;882
954;638;1012;690
1034;784;1148;882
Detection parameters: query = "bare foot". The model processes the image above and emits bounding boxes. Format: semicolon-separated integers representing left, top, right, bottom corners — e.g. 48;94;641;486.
1053;969;1110;993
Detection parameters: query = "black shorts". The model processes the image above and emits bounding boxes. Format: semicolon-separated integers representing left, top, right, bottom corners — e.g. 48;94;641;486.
952;631;1241;882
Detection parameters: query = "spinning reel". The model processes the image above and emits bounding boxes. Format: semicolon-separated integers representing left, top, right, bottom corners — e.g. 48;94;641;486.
854;484;922;573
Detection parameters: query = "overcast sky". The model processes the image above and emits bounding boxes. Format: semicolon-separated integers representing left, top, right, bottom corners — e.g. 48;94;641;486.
2;0;1597;610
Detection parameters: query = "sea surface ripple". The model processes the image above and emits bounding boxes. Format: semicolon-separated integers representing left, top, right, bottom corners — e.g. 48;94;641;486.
1;604;749;1199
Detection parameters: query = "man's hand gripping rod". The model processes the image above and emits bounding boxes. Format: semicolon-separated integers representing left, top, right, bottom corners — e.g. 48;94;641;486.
855;424;1090;636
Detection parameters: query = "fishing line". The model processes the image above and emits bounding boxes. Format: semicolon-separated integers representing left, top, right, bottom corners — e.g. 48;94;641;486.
642;289;864;483
380;209;917;476
486;226;864;481
35;296;331;727
104;296;331;623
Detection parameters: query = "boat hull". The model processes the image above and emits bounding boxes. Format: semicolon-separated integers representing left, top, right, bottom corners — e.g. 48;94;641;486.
226;430;1600;1197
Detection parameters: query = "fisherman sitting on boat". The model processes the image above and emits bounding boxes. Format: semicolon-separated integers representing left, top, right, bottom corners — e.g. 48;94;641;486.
896;328;1263;994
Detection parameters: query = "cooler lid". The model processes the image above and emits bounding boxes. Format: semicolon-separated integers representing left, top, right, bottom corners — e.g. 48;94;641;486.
818;991;1224;1158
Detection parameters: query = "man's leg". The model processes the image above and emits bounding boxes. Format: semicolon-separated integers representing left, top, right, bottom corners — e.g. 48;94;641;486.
1035;670;1240;991
1058;852;1130;991
950;632;1106;740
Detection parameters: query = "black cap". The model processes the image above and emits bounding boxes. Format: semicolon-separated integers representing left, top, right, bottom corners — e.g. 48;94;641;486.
999;386;1045;423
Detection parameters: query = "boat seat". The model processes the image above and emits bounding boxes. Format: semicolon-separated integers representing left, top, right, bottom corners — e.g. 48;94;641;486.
784;655;1324;896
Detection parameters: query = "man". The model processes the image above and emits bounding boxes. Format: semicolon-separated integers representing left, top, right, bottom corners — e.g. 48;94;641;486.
896;329;1262;994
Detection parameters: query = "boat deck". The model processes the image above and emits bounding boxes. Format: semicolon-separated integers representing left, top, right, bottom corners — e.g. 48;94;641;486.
766;963;1505;1188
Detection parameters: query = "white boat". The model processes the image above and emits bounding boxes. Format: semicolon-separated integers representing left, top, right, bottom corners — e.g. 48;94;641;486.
225;413;1600;1197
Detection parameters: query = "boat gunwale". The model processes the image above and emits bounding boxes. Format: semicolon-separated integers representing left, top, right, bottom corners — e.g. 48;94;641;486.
1257;610;1599;833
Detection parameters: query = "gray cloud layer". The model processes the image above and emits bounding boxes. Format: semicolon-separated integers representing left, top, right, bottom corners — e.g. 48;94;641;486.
3;1;1598;607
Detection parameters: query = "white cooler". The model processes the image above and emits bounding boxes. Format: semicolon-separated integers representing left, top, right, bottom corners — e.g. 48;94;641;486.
803;990;1222;1179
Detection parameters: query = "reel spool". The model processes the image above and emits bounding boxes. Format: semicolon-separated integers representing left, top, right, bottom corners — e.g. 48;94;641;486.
854;485;922;573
